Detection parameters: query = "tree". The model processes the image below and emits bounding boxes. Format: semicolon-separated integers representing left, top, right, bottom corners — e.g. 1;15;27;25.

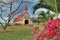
0;0;23;32
34;0;60;17
37;11;54;23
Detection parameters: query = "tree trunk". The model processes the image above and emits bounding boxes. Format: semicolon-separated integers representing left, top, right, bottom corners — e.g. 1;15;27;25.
2;23;8;32
2;27;6;32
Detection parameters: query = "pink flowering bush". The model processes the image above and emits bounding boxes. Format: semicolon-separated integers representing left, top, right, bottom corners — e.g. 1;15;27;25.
36;18;60;40
32;26;39;35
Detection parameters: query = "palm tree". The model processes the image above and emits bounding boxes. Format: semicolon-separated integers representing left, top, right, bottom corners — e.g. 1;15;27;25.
33;0;60;17
37;11;54;22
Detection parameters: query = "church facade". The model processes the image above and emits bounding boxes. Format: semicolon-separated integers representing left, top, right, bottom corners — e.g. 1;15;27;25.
13;6;32;25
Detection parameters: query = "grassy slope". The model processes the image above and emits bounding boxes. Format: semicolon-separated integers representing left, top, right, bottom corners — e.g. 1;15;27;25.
0;25;33;40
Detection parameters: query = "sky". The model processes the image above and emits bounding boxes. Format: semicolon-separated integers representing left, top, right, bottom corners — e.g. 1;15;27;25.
23;0;39;3
1;0;59;24
0;0;39;23
2;0;39;4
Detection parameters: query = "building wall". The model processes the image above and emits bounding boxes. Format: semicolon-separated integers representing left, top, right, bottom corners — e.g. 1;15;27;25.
20;19;32;25
13;13;32;25
13;18;32;25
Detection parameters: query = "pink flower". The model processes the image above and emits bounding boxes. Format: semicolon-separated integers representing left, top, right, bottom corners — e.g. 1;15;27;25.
53;18;60;26
36;35;43;40
45;20;52;27
32;26;39;35
56;36;60;40
8;13;11;17
36;18;60;40
46;37;48;40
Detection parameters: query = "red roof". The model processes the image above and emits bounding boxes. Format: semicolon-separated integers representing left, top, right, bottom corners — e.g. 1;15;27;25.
14;10;27;22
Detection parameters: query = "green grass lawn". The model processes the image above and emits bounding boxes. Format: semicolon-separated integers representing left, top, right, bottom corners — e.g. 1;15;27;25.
0;25;33;40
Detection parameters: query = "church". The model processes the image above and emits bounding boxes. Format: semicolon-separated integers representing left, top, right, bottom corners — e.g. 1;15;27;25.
13;6;32;25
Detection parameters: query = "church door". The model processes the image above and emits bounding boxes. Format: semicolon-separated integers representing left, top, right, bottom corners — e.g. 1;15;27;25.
25;19;29;24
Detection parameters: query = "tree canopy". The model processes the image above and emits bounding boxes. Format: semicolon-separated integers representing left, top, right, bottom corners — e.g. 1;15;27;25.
34;0;60;17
